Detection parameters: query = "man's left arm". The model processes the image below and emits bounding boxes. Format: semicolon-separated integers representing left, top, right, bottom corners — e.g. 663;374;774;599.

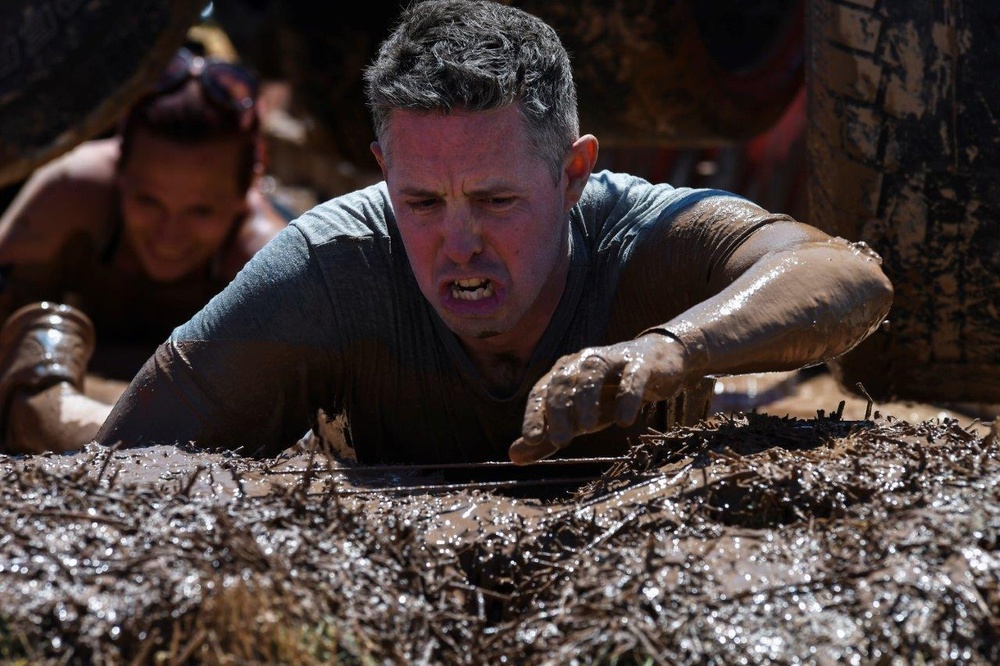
510;202;894;464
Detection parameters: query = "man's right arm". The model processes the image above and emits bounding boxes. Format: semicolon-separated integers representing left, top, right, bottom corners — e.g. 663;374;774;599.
94;224;338;457
97;337;329;456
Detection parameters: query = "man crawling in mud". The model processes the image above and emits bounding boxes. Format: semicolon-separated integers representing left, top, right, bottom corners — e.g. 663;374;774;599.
95;0;893;465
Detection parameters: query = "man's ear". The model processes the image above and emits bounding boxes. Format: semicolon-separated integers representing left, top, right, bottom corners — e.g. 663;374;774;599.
562;134;599;211
370;141;389;180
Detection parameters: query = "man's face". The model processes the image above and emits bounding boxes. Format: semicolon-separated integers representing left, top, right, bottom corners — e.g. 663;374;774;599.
118;129;249;283
373;106;578;354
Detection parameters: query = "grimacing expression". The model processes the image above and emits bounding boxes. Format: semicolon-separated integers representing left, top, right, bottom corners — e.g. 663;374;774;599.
118;129;248;283
373;105;587;355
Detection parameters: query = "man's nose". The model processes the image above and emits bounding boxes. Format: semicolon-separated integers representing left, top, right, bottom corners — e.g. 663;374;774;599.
441;208;483;264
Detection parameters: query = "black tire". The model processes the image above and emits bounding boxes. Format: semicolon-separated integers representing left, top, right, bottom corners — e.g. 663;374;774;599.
215;0;806;167
525;0;806;146
213;0;405;169
0;0;205;187
808;0;1000;403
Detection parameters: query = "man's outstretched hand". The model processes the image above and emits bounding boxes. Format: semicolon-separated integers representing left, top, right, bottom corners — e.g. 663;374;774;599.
508;332;692;465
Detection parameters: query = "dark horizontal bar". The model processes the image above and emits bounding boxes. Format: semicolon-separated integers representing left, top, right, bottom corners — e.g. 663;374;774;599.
310;475;604;496
266;455;628;475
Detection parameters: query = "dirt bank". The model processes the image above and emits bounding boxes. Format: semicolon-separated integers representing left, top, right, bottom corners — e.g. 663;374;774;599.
0;404;997;663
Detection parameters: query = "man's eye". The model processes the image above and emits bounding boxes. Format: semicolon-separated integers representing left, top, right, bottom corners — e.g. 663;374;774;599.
484;196;515;208
407;199;439;211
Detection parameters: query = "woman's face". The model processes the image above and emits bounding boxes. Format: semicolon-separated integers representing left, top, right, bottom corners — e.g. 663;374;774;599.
117;128;249;283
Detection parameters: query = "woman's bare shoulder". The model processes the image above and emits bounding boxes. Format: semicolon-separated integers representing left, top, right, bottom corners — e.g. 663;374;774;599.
52;138;121;182
217;189;290;280
0;138;119;264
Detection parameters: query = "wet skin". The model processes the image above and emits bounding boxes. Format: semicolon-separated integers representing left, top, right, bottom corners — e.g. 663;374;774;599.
371;106;597;385
509;227;894;465
117;129;249;283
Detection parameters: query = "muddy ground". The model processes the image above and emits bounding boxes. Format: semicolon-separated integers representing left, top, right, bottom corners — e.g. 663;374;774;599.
0;371;998;664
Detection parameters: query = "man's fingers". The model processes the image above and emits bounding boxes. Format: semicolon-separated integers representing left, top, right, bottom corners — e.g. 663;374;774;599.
543;388;574;447
615;359;649;426
509;436;559;465
573;355;609;434
518;337;691;463
520;389;548;444
544;352;614;444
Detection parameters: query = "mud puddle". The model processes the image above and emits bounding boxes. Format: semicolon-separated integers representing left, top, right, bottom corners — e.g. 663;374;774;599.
0;381;998;663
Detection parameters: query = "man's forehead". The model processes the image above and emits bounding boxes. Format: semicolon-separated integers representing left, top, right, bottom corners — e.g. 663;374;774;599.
383;106;526;143
380;107;539;172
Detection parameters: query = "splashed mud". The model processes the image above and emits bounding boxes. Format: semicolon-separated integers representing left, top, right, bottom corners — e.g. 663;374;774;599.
0;404;998;663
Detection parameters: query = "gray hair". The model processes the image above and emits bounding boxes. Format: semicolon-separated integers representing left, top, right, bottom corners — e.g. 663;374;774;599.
363;0;579;181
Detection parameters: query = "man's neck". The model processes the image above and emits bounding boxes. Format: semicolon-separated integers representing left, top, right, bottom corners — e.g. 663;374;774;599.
458;244;572;395
465;348;530;397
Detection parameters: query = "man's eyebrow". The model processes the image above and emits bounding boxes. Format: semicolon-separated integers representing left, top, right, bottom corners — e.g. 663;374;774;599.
396;180;521;198
397;185;440;198
465;183;518;197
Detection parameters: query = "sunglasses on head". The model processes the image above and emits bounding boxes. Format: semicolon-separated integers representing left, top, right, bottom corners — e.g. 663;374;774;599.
154;47;259;129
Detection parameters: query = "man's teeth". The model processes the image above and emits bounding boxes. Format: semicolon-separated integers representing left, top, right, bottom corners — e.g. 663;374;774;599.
451;278;495;301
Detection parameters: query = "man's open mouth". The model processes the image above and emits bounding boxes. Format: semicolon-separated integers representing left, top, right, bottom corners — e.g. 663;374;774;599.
451;278;495;301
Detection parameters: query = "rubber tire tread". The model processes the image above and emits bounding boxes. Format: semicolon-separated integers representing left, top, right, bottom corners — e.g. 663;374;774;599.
808;0;1000;403
0;0;205;186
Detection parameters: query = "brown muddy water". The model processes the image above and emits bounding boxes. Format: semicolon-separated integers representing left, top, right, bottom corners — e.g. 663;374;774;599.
1;377;999;663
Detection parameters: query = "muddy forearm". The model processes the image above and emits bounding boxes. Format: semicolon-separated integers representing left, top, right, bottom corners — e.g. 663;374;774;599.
649;238;894;378
96;339;323;456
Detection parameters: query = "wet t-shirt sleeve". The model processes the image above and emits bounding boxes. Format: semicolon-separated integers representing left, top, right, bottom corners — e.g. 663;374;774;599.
633;193;797;296
578;171;797;339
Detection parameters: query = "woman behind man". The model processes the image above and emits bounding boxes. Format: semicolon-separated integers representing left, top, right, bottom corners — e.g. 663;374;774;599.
0;47;289;454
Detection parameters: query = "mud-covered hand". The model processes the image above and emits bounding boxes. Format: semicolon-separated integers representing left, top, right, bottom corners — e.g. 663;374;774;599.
508;332;693;465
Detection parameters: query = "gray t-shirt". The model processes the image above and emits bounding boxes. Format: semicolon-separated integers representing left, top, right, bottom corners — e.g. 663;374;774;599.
98;171;786;462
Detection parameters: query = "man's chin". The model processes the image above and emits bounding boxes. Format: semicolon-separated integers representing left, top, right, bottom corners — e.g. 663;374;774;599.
444;318;505;342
